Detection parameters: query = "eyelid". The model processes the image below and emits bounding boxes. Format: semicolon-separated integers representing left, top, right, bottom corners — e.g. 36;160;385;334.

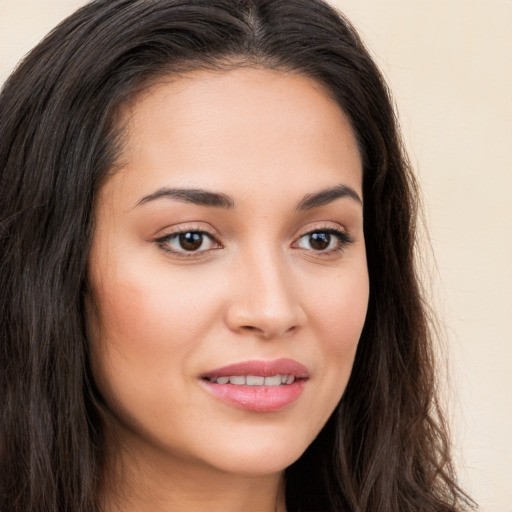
294;222;351;240
153;223;223;257
291;223;354;254
153;222;219;240
151;221;354;259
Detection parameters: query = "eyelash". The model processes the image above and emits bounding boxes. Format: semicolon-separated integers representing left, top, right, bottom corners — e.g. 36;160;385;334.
155;227;221;258
154;225;353;258
292;227;354;255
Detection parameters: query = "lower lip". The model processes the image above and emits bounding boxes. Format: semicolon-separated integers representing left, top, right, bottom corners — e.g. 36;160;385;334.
200;379;306;412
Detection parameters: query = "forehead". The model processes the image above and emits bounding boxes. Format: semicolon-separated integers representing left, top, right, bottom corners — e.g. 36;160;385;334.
106;67;362;204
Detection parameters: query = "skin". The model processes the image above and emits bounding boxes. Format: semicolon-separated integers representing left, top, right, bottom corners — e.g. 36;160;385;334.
87;67;369;512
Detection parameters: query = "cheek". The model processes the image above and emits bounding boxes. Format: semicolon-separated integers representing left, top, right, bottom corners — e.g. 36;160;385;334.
85;258;225;416
305;256;369;352
301;258;369;421
89;260;221;356
86;267;221;453
322;282;368;354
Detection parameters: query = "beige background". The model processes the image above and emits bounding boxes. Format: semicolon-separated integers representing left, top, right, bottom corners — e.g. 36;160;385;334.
1;1;511;511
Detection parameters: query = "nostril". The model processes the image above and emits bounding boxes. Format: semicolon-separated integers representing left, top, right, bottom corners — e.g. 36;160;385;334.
225;299;306;339
238;324;299;339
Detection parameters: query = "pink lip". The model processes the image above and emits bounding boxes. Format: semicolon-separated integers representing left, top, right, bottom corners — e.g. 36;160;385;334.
199;359;309;413
201;358;309;379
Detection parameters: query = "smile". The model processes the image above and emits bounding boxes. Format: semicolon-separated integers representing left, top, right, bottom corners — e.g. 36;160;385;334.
206;375;296;386
200;359;309;412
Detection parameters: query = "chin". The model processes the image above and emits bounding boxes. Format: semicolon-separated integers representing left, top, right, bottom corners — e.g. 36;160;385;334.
194;427;313;477
209;448;303;477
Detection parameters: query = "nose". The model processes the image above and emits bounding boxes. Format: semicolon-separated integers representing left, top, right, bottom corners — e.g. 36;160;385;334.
224;251;306;339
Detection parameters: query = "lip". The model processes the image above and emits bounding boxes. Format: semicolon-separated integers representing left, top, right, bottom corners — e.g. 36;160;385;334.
199;358;309;413
200;358;309;380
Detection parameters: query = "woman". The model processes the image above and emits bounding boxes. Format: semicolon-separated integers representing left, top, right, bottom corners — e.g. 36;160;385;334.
0;1;475;511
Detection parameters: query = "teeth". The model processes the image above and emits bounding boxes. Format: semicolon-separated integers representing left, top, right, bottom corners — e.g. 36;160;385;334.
211;374;297;386
264;375;282;386
246;375;265;386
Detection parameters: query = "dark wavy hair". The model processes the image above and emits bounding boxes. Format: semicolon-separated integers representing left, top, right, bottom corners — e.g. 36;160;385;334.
0;1;474;511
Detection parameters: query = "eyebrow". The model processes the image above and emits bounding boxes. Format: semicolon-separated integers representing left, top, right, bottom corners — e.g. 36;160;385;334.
137;187;235;209
296;184;362;211
136;183;362;210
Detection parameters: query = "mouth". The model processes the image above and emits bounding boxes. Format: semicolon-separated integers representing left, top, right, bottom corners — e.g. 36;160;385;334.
199;359;309;412
204;374;299;386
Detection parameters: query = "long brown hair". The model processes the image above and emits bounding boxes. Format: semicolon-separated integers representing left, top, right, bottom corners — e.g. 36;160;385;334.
0;1;474;510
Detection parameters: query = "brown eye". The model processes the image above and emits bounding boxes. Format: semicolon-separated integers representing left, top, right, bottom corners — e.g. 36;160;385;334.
295;229;352;254
308;232;331;251
178;232;204;251
157;230;219;255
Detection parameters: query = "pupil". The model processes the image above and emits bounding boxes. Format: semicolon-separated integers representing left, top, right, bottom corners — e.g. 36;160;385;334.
179;232;203;251
310;232;330;250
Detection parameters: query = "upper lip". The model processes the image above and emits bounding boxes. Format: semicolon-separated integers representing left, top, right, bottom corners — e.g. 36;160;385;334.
201;358;310;380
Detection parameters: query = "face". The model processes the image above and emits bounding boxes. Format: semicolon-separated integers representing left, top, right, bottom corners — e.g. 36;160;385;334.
87;68;369;479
